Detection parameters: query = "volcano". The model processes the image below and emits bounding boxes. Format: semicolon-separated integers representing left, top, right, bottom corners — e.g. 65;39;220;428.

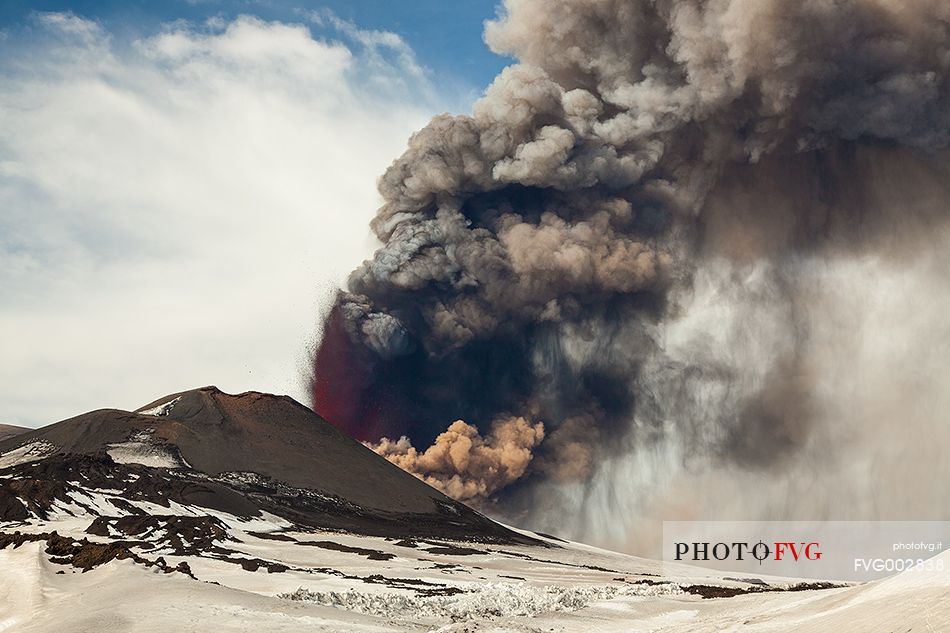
1;386;946;632
0;386;531;543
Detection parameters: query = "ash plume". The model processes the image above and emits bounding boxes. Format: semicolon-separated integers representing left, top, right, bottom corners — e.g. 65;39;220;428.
369;416;544;503
313;0;950;543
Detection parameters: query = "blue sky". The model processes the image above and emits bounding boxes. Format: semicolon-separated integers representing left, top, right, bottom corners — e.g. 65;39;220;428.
0;1;511;91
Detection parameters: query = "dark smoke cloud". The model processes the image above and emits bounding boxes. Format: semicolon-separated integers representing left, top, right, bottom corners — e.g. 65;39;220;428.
313;0;950;528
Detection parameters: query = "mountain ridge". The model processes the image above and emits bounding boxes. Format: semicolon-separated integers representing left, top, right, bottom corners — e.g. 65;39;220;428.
0;386;538;544
0;424;29;442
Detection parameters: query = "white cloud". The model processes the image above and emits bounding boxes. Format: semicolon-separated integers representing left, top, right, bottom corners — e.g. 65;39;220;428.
0;13;442;426
305;9;433;102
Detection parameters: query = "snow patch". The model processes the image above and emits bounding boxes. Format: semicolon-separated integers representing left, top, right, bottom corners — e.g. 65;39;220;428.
203;508;291;532
138;397;182;417
0;441;56;469
281;582;682;619
107;442;186;469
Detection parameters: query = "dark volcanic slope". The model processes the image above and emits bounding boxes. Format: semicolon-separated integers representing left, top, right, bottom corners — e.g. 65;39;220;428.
0;424;29;442
0;387;538;544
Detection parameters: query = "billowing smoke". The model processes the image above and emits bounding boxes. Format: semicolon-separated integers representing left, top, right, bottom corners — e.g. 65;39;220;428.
369;416;544;503
312;0;950;545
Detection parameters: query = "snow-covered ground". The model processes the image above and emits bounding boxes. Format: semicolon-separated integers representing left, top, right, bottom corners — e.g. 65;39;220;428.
2;482;949;633
6;386;943;630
